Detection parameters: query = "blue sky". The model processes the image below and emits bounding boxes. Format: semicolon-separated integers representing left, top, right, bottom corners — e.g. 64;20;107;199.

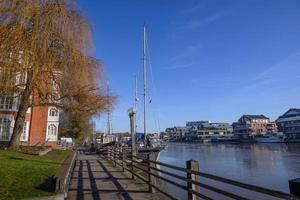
77;0;300;133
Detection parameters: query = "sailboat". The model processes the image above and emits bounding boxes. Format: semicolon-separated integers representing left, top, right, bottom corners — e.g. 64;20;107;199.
134;25;165;160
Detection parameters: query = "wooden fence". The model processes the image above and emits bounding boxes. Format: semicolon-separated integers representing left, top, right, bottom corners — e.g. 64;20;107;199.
106;146;299;200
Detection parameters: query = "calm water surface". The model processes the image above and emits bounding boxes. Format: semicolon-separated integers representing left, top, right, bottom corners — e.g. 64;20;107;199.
158;142;300;199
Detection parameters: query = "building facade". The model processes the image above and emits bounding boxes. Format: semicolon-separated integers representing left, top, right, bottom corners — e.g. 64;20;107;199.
165;121;233;141
276;108;300;141
0;94;59;147
0;66;59;147
187;121;233;140
173;126;189;141
233;115;272;136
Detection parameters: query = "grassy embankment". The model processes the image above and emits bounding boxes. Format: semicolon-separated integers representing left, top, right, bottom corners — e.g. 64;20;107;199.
0;149;70;200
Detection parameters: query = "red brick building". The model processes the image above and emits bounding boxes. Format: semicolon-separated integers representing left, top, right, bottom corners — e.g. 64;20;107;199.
0;95;59;147
233;115;277;136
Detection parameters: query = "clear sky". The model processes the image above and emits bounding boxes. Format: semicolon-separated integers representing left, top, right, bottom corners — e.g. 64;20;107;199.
77;0;300;133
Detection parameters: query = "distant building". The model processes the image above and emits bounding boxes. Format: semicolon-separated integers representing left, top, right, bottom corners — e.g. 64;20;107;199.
186;121;210;127
166;121;232;141
165;128;175;135
165;126;189;141
188;121;233;140
94;132;118;144
173;126;189;141
233;115;271;136
266;122;278;132
276;108;300;141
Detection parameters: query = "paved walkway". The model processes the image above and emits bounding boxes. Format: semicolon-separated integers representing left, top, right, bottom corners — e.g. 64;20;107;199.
67;149;167;200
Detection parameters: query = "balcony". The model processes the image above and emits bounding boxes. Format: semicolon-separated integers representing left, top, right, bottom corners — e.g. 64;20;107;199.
285;123;300;128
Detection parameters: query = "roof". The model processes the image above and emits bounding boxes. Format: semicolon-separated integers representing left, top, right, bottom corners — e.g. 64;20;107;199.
174;126;188;129
277;108;300;119
243;115;269;120
186;121;209;126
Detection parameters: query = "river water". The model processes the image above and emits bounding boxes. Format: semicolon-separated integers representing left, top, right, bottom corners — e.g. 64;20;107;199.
158;142;300;199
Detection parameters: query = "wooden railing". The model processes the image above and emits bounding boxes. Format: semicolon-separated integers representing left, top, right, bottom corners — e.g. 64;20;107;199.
106;146;299;200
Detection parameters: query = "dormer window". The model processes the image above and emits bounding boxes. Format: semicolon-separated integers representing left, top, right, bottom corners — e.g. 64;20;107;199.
49;108;58;117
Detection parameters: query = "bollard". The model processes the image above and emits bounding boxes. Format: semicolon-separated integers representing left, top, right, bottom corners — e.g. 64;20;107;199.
289;178;300;198
186;160;200;200
148;153;157;193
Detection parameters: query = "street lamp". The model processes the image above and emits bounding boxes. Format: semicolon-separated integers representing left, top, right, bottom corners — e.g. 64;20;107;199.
128;107;136;156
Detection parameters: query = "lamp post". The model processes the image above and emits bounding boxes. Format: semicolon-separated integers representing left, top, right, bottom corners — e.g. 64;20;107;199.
128;108;136;156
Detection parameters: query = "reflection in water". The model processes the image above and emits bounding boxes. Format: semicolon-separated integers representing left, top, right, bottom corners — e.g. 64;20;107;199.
158;143;300;199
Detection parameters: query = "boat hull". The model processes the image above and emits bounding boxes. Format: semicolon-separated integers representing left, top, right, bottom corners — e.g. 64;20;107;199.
137;147;162;161
256;138;284;143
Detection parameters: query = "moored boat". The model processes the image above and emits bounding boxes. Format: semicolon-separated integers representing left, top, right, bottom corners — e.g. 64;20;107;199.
255;132;285;143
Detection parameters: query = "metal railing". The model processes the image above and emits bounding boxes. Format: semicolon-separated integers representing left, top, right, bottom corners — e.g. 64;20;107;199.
106;146;298;200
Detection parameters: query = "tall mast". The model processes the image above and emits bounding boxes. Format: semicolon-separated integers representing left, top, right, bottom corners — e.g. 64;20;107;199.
107;80;112;135
143;25;147;144
134;75;138;134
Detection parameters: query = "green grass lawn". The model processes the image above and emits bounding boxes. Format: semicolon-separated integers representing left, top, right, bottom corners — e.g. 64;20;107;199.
0;149;70;200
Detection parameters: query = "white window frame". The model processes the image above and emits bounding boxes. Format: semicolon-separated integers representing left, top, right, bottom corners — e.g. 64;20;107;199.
0;95;13;110
0;116;13;141
47;124;57;136
49;108;58;117
20;121;29;141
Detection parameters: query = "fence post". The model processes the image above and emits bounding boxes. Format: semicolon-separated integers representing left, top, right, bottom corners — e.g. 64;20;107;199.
131;152;135;179
107;147;110;160
148;153;157;193
122;149;126;172
113;146;116;166
187;160;200;200
289;178;300;198
117;145;121;167
119;146;123;171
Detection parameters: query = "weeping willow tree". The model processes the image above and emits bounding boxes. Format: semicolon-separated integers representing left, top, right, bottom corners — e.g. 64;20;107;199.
0;0;110;150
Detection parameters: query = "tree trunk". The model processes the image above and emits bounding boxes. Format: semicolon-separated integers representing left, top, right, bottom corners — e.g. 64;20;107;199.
8;80;32;150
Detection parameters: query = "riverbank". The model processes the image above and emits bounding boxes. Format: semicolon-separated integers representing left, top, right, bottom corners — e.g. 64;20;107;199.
0;149;70;200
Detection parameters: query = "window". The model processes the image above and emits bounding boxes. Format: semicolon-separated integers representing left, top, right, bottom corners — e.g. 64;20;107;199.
21;121;28;141
0;117;11;141
0;95;13;110
17;72;27;85
48;124;57;136
49;108;58;117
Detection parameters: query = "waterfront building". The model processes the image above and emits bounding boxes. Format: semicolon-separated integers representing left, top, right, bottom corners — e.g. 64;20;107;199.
233;115;271;136
165;127;175;136
166;121;233;141
94;132;118;144
165;126;189;141
266;122;278;132
276;108;300;141
187;121;233;141
173;126;189;141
